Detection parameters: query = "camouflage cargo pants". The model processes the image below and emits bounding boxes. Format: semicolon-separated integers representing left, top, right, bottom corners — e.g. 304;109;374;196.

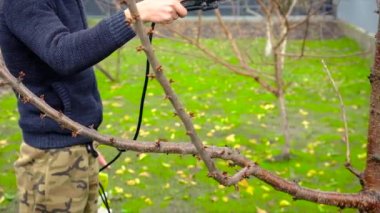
14;142;99;213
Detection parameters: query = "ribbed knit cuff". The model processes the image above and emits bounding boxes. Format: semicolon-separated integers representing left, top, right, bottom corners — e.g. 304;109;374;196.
105;11;136;46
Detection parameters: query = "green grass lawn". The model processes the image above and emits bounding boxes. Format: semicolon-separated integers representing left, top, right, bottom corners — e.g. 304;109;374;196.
0;36;371;212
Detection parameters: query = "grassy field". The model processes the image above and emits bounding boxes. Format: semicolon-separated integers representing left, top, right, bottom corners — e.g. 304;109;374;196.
0;36;372;212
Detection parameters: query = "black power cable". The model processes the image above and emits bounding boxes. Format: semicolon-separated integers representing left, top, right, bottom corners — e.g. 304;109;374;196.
98;22;156;213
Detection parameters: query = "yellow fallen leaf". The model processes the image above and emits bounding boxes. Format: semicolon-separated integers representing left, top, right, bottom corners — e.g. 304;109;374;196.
279;200;291;207
164;196;172;201
162;163;171;168
249;139;257;145
299;109;309;116
257;114;265;120
114;186;124;194
194;124;201;130
124;193;133;198
222;196;229;202
226;134;236;142
111;102;122;107
233;144;241;149
256;207;267;213
127;179;137;186
139;153;148;161
115;166;126;175
210;196;218;202
358;153;366;159
0;140;8;146
302;120;309;129
139;130;150;137
337;128;345;133
139;172;151;177
178;179;188;184
238;179;249;188
307;169;317;177
144;198;153;205
260;103;275;110
261;185;271;192
124;157;131;164
170;133;175;140
163;183;170;189
246;186;254;195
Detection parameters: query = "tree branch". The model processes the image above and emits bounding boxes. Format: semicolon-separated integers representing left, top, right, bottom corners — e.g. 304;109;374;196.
124;0;223;180
95;64;116;82
1;55;378;209
322;60;362;180
163;26;279;96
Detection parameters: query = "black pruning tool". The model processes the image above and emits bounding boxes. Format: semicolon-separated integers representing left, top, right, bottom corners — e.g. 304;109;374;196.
181;0;223;11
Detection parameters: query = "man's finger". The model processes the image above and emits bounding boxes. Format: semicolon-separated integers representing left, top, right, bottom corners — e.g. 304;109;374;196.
97;152;108;167
174;1;188;18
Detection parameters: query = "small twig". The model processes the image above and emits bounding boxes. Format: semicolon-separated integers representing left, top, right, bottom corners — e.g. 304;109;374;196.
243;0;262;17
214;9;248;67
322;60;361;179
95;64;116;82
299;1;312;58
165;26;278;95
280;50;372;59
0;80;10;87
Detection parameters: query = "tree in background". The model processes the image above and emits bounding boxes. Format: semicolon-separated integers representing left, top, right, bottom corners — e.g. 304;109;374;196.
164;0;328;159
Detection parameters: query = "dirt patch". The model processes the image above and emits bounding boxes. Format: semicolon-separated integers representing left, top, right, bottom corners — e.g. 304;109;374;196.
156;18;344;40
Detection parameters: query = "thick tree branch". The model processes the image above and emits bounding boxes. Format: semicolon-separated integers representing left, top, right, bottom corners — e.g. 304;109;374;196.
1;56;379;209
124;0;224;180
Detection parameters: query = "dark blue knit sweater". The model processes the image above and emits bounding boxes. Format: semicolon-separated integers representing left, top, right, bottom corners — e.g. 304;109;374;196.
0;0;135;149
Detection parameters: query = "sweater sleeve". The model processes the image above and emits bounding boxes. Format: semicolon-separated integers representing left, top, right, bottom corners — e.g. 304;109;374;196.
3;0;135;75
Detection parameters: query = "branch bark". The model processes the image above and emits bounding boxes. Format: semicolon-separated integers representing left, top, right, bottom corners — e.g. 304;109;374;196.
124;0;227;181
363;8;380;193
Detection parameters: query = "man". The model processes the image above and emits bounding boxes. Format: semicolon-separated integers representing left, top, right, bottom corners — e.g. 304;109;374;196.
0;0;187;212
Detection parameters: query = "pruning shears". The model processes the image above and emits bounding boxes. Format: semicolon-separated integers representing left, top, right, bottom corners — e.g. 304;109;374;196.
181;0;223;11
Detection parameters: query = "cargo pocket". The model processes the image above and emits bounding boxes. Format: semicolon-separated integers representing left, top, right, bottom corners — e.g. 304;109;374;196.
51;82;72;117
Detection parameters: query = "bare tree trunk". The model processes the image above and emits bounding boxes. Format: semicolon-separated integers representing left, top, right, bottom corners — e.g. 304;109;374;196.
274;29;291;159
265;19;273;56
363;9;380;199
272;0;295;159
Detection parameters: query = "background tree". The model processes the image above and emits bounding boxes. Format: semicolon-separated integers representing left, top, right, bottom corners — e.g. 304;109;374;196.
162;0;330;159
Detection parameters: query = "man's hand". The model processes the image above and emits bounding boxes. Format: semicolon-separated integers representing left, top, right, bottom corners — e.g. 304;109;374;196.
124;0;187;24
